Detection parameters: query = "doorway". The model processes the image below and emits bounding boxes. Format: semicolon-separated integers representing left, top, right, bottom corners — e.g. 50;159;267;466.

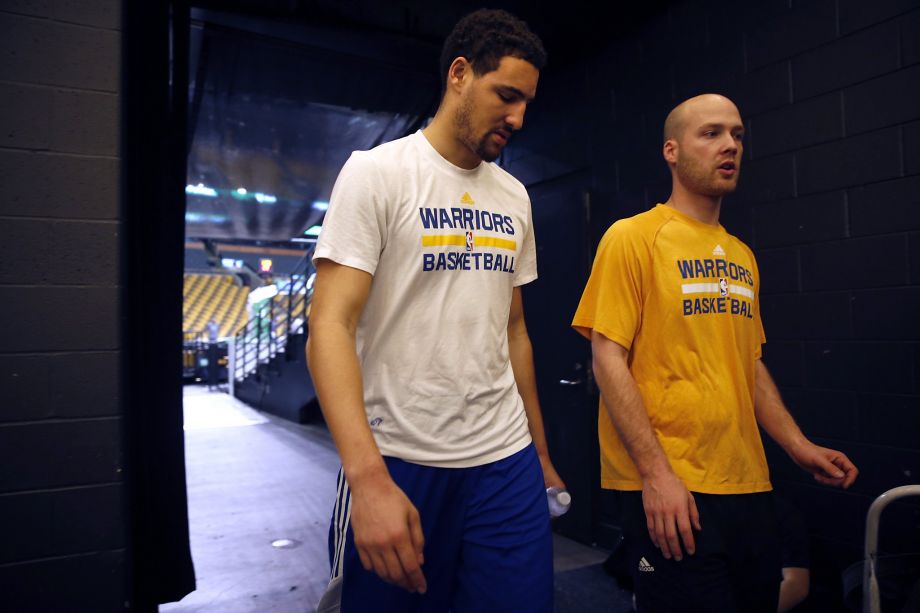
523;172;602;546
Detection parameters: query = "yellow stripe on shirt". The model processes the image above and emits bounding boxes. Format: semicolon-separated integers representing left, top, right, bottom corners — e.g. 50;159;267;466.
421;235;517;251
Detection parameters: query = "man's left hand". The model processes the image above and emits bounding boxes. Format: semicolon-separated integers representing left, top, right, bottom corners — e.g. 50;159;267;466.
790;442;858;489
539;454;566;491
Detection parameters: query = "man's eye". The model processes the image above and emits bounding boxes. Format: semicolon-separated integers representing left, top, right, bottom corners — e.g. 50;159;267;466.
499;93;512;102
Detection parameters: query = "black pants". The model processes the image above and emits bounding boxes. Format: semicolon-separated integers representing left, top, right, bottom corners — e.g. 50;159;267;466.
616;490;781;613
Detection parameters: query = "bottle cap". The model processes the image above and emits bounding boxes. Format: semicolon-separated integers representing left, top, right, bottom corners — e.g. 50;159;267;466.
557;491;571;506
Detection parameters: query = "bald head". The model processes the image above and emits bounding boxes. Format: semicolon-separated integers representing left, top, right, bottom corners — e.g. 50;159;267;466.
664;94;740;143
662;93;744;199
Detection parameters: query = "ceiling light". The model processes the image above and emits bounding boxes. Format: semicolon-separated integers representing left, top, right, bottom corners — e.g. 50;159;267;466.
185;183;218;197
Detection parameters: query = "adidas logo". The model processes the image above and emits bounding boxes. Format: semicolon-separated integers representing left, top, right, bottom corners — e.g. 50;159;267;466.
638;557;655;572
712;244;726;256
460;192;475;205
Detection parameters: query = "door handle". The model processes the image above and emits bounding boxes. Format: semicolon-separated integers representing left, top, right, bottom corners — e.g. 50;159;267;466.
560;362;586;386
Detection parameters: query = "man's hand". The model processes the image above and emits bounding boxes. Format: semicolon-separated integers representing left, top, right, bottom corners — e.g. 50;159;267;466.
641;472;701;561
753;360;858;490
348;474;427;594
539;454;566;491
789;441;858;489
309;259;427;589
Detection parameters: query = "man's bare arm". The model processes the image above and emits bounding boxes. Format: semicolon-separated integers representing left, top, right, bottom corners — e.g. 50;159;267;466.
754;360;858;488
306;259;426;593
507;287;565;489
591;330;700;560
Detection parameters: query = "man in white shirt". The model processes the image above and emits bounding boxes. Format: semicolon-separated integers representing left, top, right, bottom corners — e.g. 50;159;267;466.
308;9;564;612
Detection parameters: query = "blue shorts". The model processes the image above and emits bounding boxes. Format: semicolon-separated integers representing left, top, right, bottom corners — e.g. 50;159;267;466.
316;444;553;612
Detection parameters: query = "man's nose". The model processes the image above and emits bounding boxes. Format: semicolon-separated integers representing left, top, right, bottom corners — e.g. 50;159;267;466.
506;102;527;131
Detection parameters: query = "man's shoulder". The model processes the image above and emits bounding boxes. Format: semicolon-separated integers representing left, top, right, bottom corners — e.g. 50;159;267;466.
483;161;529;200
624;206;665;226
591;208;664;261
352;132;417;166
333;135;424;199
485;161;526;188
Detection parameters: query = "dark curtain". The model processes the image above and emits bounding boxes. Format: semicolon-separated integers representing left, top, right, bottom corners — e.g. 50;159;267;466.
122;1;196;608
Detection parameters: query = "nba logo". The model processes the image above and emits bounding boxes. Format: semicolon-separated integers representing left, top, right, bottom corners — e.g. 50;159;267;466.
719;278;728;297
466;231;474;251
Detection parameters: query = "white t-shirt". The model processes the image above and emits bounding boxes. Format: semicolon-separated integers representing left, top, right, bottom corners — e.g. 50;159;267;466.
313;130;537;468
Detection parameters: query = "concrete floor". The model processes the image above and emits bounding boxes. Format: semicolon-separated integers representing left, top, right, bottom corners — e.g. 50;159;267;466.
160;386;630;612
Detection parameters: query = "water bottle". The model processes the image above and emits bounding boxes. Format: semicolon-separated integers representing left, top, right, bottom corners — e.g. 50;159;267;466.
547;487;572;518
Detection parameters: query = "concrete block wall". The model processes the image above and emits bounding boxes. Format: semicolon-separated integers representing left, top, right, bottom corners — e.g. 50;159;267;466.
581;0;920;578
0;2;127;610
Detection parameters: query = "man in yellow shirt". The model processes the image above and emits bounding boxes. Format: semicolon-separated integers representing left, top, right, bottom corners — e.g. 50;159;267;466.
572;93;858;612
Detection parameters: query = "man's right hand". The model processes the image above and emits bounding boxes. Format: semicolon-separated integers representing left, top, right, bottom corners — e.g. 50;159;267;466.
641;472;701;561
307;261;426;593
349;474;427;594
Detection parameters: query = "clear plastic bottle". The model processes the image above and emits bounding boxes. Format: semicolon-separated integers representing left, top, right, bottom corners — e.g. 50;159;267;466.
546;487;572;518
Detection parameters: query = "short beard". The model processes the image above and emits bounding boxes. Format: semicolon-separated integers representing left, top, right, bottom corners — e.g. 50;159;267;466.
676;157;739;197
454;95;500;163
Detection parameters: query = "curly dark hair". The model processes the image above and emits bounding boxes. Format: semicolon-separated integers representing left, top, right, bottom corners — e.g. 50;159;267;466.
439;8;547;90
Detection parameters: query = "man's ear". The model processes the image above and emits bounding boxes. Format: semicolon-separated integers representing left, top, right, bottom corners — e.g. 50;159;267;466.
447;57;472;92
663;138;678;165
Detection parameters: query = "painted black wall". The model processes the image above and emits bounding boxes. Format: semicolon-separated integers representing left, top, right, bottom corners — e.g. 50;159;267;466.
516;0;920;601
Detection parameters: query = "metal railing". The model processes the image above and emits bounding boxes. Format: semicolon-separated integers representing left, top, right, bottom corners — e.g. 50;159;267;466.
862;485;920;613
230;249;315;384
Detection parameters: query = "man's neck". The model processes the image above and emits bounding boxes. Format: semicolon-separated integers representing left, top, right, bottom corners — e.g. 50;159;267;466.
665;186;722;226
421;113;481;170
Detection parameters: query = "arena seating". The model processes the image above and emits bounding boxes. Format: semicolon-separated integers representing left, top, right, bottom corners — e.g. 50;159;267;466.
182;273;249;337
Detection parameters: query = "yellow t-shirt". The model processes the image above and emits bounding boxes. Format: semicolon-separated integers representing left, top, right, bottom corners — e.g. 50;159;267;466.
572;204;771;494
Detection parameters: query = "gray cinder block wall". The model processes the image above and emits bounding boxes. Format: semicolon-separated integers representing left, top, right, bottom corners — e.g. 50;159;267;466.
0;2;128;610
